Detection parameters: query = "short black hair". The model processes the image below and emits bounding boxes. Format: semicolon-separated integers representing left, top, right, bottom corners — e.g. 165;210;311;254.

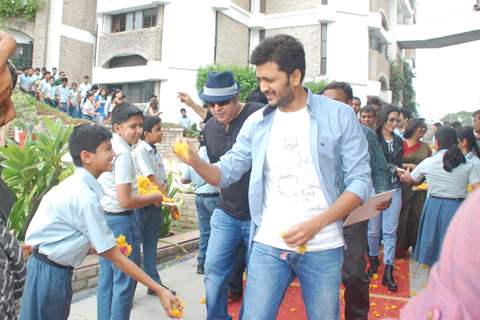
473;109;480;118
142;115;162;139
451;120;462;129
111;103;143;127
61;77;68;82
399;108;412;120
321;81;353;100
353;97;361;104
367;96;382;106
403;118;426;139
69;124;112;167
433;122;443;128
250;34;306;82
360;105;377;116
180;108;186;112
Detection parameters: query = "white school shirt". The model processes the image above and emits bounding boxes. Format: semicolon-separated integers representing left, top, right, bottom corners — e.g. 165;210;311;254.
254;107;344;252
411;149;480;199
25;168;116;267
98;133;138;213
132;140;167;185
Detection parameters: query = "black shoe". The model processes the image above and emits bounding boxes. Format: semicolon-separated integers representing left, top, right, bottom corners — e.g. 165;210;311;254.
382;264;398;292
367;255;380;278
197;264;204;275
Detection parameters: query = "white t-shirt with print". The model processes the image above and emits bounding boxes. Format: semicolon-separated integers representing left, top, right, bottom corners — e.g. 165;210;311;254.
254;107;344;252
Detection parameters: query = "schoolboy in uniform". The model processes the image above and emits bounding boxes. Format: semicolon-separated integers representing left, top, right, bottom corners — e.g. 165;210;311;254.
20;124;180;320
132;115;171;294
97;104;165;320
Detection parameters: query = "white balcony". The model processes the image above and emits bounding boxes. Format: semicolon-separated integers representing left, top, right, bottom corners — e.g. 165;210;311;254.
92;61;168;84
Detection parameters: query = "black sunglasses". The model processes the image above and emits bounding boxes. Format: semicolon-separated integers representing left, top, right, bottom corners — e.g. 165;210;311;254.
208;98;232;108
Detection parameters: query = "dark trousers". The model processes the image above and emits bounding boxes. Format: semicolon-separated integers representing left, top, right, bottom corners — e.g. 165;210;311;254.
19;254;73;320
342;221;369;320
228;243;246;296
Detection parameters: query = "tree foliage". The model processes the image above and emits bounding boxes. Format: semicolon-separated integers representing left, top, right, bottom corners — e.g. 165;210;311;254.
0;0;41;21
390;58;417;115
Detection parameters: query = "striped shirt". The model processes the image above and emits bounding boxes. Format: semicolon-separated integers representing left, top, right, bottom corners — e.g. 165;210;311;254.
0;222;26;319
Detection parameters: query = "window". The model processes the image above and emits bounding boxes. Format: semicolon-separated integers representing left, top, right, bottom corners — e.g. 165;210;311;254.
320;23;328;75
143;8;157;28
12;42;33;69
107;55;147;68
321;0;328;4
111;14;126;33
106;81;156;104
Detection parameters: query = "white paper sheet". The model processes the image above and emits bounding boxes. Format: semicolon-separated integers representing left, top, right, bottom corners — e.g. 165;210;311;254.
343;190;395;227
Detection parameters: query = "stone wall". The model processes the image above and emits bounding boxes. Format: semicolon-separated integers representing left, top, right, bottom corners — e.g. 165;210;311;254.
266;0;321;14
97;5;164;67
215;12;250;65
176;193;199;232
62;0;97;33
266;25;321;79
97;27;163;67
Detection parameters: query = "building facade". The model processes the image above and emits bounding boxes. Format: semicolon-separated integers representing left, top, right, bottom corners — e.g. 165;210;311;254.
5;0;97;84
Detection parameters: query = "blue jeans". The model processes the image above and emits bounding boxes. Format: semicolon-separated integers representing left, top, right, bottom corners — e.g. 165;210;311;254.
97;213;141;320
368;188;402;265
137;205;163;284
195;194;219;266
242;243;343;320
59;102;68;113
19;254;73;320
204;208;250;320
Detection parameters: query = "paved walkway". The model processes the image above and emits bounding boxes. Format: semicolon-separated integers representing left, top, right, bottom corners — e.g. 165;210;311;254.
70;252;429;319
70;253;207;320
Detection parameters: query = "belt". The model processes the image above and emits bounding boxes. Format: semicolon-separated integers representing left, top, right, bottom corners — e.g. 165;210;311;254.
32;250;73;271
430;195;465;202
105;210;134;216
197;193;220;198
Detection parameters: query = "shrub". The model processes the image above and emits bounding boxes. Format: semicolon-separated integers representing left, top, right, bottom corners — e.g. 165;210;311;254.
196;65;257;102
0;118;73;239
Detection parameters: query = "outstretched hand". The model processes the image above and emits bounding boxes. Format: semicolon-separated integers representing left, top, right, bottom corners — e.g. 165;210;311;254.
172;138;199;166
157;288;183;318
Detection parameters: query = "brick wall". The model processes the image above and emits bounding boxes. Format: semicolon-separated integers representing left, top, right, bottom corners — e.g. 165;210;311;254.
266;0;321;14
266;25;321;79
176;192;199;231
59;37;94;83
232;0;251;11
215;12;250;65
62;0;97;34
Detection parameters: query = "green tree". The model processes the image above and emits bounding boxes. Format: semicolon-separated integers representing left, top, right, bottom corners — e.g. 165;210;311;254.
390;58;417;115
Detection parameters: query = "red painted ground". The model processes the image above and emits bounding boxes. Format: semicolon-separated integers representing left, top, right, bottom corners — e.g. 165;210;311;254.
227;255;410;319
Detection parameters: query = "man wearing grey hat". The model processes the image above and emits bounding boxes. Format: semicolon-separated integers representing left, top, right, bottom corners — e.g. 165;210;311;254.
199;71;264;320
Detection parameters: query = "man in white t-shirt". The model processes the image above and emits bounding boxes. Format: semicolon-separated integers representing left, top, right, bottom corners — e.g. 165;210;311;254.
78;75;92;101
175;34;372;319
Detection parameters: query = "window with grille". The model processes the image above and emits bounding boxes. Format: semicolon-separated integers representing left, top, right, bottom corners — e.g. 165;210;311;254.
111;14;126;33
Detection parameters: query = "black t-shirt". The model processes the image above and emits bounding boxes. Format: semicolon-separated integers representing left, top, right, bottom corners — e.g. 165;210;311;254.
203;102;264;220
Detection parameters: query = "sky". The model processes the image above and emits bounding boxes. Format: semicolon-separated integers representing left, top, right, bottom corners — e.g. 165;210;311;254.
414;0;480;121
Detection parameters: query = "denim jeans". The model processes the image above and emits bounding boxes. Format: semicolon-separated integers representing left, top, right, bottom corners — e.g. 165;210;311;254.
59;102;68;114
204;208;250;320
368;188;402;265
195;194;219;266
242;242;343;320
97;212;140;320
137;205;163;284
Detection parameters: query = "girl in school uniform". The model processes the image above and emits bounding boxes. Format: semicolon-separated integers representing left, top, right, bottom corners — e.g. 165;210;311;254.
402;126;480;267
457;125;480;172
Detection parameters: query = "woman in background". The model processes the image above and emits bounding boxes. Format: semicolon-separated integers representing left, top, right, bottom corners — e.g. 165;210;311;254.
396;119;431;258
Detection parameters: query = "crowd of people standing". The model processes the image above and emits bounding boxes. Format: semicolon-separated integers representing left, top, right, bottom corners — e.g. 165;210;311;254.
2;29;480;320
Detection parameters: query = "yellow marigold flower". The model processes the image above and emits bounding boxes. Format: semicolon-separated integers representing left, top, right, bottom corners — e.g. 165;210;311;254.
116;235;126;246
372;273;379;280
391;304;398;310
173;141;189;161
199;297;206;304
371;284;379;289
297;245;306;254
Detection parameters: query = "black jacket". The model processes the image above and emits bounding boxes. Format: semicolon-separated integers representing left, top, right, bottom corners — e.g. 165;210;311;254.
376;130;403;188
